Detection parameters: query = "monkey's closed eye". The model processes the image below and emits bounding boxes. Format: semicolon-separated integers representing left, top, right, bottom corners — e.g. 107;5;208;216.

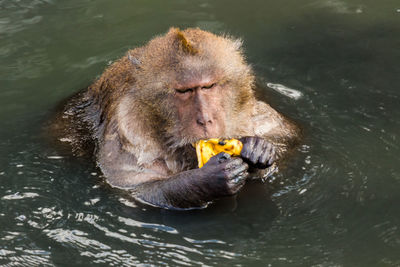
176;88;194;94
202;83;216;89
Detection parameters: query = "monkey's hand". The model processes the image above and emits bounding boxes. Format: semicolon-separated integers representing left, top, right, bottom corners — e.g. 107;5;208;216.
200;152;249;196
240;136;277;169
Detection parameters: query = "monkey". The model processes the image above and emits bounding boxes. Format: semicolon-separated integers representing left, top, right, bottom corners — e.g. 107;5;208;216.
53;28;300;210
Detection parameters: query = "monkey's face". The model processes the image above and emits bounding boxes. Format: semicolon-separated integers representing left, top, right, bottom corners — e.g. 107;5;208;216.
132;28;256;146
172;78;227;141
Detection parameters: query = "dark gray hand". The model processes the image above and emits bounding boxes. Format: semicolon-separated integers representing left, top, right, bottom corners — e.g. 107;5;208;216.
200;152;249;196
240;136;277;169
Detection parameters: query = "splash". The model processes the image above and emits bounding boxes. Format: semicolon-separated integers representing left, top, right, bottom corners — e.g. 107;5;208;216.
267;83;303;100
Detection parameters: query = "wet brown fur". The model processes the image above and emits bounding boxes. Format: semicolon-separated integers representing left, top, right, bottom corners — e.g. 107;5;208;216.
176;30;199;55
53;27;299;191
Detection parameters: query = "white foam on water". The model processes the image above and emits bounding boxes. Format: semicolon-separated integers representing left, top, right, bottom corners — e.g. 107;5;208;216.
266;83;303;100
47;156;64;159
2;192;39;200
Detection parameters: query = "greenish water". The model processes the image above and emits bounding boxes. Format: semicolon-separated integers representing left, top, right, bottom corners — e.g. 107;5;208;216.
1;0;400;266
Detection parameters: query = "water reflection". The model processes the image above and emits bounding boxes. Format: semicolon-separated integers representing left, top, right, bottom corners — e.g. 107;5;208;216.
1;0;400;265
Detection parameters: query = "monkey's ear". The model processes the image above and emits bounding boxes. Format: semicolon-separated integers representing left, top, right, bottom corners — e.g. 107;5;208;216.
128;52;142;68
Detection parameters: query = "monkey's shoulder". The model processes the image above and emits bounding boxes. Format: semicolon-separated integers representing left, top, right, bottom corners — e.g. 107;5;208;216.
47;89;96;157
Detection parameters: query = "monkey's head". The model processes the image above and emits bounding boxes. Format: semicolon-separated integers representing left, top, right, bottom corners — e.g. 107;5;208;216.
130;28;256;148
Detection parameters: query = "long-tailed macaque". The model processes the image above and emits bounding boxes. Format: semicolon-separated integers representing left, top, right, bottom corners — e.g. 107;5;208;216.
54;28;300;210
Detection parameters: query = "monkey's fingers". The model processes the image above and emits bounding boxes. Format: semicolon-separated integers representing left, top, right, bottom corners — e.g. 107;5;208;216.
224;157;246;170
227;169;248;194
248;138;265;165
229;171;248;185
215;152;231;164
226;161;249;179
258;142;276;168
240;136;256;161
203;153;231;169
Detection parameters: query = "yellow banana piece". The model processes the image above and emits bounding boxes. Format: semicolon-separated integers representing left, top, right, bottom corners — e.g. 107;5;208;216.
194;138;243;168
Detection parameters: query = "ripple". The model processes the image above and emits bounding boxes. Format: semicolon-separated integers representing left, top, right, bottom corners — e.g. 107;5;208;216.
2;192;39;200
183;237;226;245
0;248;52;266
80;250;140;266
44;228;111;250
0;249;15;256
118;216;179;234
46;155;64;160
266;83;303;100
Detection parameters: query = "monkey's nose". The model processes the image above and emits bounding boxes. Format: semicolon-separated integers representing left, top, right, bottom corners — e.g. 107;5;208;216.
196;118;213;126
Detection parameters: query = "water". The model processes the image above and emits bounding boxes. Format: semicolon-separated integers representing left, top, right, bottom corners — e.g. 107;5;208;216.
1;0;399;266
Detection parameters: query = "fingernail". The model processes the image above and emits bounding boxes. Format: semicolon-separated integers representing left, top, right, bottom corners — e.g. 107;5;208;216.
232;177;242;184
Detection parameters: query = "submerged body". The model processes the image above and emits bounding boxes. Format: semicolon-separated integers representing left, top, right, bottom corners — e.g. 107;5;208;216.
53;28;300;209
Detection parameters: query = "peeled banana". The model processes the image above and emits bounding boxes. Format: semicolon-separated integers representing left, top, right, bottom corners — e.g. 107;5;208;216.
194;138;243;168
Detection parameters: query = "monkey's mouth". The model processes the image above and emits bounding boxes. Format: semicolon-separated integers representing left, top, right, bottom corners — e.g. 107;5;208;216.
172;122;226;148
191;134;229;145
192;133;222;143
191;124;223;140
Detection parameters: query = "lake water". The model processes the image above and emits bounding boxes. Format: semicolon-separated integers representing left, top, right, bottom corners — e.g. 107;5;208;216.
1;0;399;266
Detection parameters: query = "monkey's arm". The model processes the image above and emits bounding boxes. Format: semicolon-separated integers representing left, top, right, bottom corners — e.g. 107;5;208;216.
96;118;251;209
131;154;248;209
249;101;299;158
238;101;300;176
99;143;248;209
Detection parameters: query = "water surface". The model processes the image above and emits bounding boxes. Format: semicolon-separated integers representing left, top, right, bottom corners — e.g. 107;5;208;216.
1;0;400;266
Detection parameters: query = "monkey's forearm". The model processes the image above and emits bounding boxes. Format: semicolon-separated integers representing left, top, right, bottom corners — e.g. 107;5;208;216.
130;170;216;210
